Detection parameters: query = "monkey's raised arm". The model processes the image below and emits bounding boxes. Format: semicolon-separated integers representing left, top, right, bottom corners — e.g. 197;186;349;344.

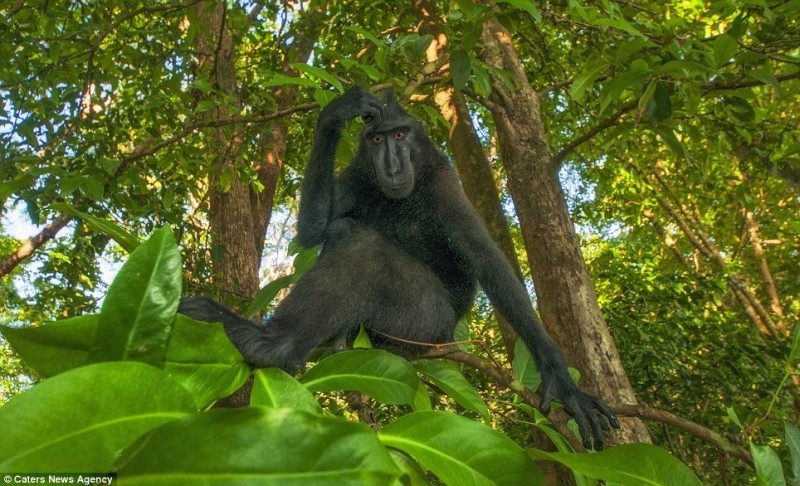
297;86;383;247
433;168;619;450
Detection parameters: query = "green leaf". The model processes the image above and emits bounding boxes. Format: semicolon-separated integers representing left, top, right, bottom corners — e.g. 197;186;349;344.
353;324;373;349
251;368;322;414
195;99;218;113
52;203;140;252
3;312;247;407
570;60;607;102
414;359;489;420
645;82;672;124
498;0;542;22
81;176;105;201
388;449;430;486
529;444;702;485
116;407;402;485
470;62;492;98
786;423;800;485
1;315;98;377
378;411;544;486
264;73;318;88
711;34;739;69
512;339;541;392
653;127;692;163
751;443;786;486
300;349;419;405
344;26;384;47
89;227;182;366
594;18;644;37
748;66;782;94
599;66;650;114
726;406;742;428
247;274;295;317
412;381;432;411
0;172;35;200
292;245;319;275
453;315;470;351
451;48;472;91
164;315;249;408
0;362;194;472
291;63;344;92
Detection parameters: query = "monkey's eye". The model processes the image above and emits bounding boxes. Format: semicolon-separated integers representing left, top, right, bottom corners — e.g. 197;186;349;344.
372;134;384;144
392;131;406;141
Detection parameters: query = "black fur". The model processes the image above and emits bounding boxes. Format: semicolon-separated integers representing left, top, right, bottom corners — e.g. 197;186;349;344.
181;86;619;449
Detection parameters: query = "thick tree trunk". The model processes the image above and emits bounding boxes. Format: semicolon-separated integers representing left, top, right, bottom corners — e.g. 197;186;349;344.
194;1;260;301
193;3;319;303
480;18;651;445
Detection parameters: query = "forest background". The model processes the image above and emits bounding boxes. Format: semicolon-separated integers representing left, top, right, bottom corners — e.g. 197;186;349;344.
1;0;798;484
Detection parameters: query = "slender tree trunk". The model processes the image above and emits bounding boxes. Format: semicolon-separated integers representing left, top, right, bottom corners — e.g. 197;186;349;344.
744;209;785;332
415;0;521;357
480;18;651;445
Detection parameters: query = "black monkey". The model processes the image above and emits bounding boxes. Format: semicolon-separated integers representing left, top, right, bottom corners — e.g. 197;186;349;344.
181;86;619;449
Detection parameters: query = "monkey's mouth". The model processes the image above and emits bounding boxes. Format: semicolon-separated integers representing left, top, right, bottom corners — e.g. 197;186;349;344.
381;181;413;199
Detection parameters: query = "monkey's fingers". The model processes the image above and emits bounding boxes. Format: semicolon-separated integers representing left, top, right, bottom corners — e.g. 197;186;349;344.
362;98;383;124
539;387;555;416
593;398;620;430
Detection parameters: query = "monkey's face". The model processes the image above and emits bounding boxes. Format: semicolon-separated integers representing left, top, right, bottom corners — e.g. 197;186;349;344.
363;120;417;199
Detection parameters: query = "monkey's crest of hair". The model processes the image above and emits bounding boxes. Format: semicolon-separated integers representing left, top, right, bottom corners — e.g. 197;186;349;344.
376;89;409;119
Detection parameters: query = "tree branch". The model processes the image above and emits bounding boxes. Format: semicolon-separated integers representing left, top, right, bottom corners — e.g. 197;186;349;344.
423;347;754;466
0;215;73;278
553;71;800;165
553;100;637;165
614;403;753;467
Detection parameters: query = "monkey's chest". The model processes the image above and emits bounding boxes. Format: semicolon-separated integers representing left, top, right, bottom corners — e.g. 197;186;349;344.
355;209;476;313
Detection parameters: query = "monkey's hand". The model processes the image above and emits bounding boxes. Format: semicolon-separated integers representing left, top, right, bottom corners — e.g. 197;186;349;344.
539;370;620;450
318;85;383;129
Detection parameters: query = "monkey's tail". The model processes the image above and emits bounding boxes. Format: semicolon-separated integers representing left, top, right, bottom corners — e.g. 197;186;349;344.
178;296;280;369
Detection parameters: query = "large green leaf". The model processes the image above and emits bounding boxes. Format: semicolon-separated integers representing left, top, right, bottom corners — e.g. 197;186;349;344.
115;407;401;485
751;443;786;486
247;274;294;318
451;48;472;92
786;422;800;485
164;315;250;408
414;359;488;420
2;314;247;408
0;362;195;472
1;314;97;377
89;226;182;366
300;349;418;405
378;411;544;486
710;33;738;69
52;202;140;253
528;444;702;485
511;339;541;392
251;368;322;414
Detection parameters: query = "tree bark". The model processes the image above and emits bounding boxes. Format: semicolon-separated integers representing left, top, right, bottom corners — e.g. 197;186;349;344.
194;1;260;301
193;3;320;303
480;18;651;445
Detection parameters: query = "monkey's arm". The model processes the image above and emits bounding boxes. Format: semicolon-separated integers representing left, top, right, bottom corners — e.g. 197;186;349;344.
297;86;382;247
433;168;619;450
